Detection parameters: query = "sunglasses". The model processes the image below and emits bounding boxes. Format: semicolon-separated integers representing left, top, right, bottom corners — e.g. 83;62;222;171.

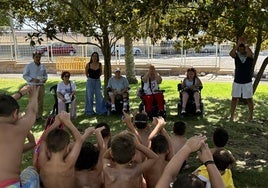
64;75;70;78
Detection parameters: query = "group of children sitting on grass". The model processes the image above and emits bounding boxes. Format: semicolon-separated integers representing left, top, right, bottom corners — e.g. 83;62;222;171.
0;85;235;188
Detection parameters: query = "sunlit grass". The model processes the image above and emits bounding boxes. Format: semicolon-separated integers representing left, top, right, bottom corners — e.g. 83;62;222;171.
0;77;268;187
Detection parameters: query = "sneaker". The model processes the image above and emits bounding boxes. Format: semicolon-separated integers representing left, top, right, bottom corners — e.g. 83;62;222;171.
181;110;186;114
196;109;201;113
111;106;116;112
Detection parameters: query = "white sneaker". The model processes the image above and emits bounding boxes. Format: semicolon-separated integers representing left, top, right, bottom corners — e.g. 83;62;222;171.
111;106;116;112
181;110;186;114
196;109;201;113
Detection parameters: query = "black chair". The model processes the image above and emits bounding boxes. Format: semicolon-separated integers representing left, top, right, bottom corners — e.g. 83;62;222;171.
49;84;69;115
177;83;204;118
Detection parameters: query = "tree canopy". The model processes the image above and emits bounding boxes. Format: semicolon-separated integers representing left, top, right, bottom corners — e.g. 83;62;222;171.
151;0;268;92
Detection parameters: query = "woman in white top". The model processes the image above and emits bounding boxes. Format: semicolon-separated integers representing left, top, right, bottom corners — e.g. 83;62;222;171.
57;71;77;118
181;68;202;114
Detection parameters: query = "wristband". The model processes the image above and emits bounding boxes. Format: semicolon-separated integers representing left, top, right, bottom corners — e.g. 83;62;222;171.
204;160;215;166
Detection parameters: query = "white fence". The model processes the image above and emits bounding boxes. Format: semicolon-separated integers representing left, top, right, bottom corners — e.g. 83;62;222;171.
0;31;267;74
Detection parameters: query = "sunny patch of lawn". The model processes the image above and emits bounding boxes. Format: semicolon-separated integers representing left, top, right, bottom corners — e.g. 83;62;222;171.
0;77;267;187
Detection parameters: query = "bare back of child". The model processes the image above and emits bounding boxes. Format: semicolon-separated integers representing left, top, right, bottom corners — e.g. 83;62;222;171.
171;121;187;154
144;117;174;188
75;126;106;188
0;86;38;186
39;112;82;188
103;132;158;188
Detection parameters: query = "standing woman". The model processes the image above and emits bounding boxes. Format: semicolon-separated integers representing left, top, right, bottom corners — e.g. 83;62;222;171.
85;52;106;115
57;71;77;118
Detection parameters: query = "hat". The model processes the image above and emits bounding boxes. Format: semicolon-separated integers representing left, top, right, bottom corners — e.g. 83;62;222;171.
114;67;121;72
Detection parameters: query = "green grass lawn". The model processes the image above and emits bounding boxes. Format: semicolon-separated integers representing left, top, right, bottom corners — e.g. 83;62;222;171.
0;77;267;187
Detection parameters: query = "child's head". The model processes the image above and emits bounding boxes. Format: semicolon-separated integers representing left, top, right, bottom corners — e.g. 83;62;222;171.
134;113;148;129
151;134;169;155
213;149;235;172
0;94;19;119
173;174;205;188
75;142;99;171
95;122;111;138
213;127;229;148
111;132;136;164
173;121;186;136
46;128;70;153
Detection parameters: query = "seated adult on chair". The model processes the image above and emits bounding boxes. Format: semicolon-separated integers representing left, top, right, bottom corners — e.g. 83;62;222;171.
107;68;129;112
57;71;77;118
142;65;164;115
181;68;202;114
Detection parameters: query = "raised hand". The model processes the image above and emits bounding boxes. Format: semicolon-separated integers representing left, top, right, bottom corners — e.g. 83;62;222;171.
197;143;213;163
185;135;207;153
156;116;166;128
58;111;71;125
122;110;131;124
85;127;95;135
95;126;105;133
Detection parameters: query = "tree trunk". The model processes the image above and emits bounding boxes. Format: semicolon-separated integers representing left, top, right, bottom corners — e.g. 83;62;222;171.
124;34;138;84
252;26;263;75
102;34;112;99
253;57;268;93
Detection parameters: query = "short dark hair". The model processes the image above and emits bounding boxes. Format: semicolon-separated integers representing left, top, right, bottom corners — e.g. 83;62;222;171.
75;142;99;170
111;132;136;164
32;52;42;58
61;71;71;80
134;113;148;129
95;122;111;138
213;127;229;148
46;128;70;153
173;174;205;188
213;149;235;171
151;134;169;154
173;121;186;136
239;43;245;48
0;94;19;117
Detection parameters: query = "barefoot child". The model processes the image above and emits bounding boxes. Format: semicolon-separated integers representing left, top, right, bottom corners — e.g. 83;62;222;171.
38;112;82;188
0;86;39;187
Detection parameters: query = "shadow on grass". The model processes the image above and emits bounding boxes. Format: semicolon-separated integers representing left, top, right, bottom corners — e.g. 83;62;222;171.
13;80;267;187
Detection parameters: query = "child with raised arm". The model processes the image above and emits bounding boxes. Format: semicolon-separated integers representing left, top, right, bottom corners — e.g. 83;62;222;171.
0;86;39;187
95;122;111;149
38;111;82;188
156;135;225;188
75;126;106;188
103;131;158;188
144;117;174;188
123;111;151;147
